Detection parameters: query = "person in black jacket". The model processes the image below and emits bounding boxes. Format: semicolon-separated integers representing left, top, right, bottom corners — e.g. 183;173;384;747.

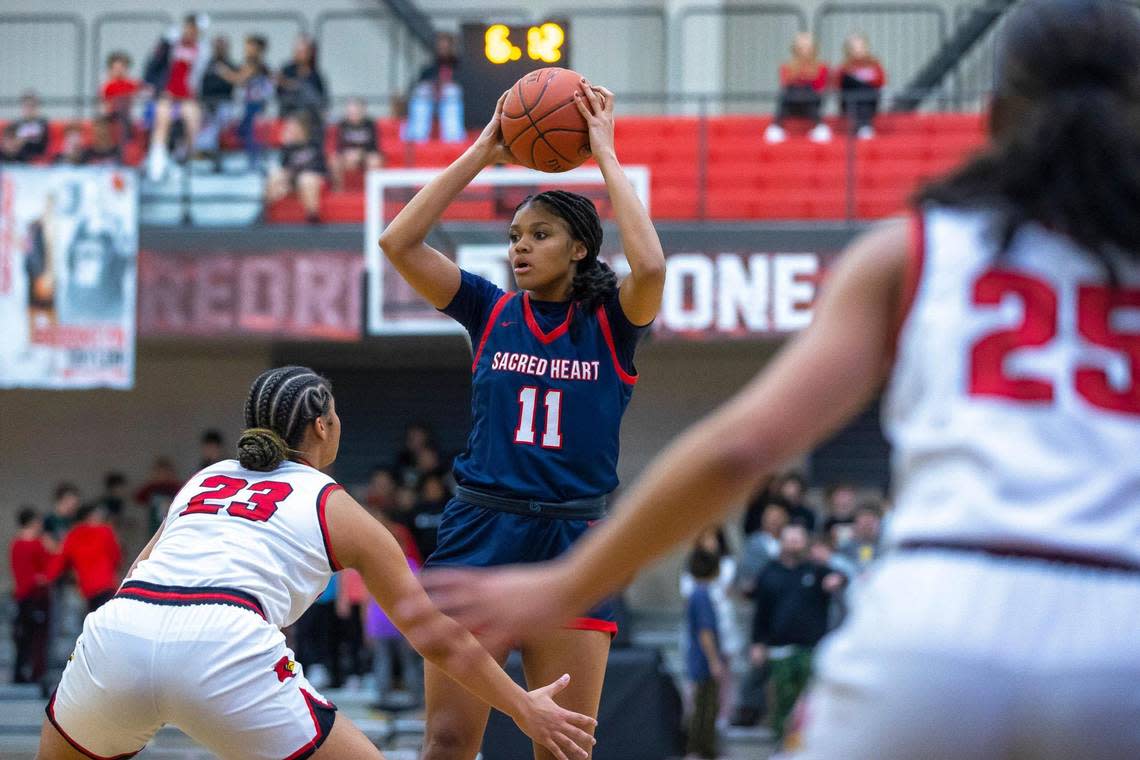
330;98;382;190
277;35;327;128
749;524;845;743
265;113;326;223
13;91;49;162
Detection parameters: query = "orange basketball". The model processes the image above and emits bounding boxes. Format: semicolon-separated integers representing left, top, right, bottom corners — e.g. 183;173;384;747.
501;68;591;172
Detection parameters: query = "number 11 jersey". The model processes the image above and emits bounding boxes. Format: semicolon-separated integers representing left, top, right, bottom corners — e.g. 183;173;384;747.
443;271;647;503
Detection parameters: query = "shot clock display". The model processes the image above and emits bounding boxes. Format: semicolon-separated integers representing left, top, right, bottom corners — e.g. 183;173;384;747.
459;20;571;129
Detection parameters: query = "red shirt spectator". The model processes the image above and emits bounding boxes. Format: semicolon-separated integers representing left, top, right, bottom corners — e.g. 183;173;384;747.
101;51;141;116
11;528;53;600
779;60;829;92
49;506;122;608
164;16;204;100
838;58;885;88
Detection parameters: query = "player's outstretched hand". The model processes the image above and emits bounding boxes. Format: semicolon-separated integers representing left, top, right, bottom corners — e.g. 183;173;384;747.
515;674;598;760
475;90;515;167
420;564;571;652
574;80;616;161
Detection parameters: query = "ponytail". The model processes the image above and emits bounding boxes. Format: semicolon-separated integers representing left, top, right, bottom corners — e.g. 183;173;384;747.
568;257;619;316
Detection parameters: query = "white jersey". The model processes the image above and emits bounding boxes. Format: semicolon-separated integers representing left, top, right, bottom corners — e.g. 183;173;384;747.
883;207;1140;565
131;459;343;628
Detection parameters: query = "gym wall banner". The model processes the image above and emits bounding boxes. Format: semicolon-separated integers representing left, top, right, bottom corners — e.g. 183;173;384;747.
0;167;138;389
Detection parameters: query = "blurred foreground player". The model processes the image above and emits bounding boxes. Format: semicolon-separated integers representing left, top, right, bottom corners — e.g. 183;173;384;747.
37;366;595;760
421;3;1140;757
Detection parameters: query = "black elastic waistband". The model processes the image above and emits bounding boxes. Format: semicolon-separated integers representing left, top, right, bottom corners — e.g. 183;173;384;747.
455;485;607;520
897;540;1140;573
117;580;267;619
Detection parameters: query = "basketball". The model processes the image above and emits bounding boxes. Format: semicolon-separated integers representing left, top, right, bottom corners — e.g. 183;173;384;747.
501;67;592;173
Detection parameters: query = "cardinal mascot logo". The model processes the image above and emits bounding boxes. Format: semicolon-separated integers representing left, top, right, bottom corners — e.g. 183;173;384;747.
274;655;299;682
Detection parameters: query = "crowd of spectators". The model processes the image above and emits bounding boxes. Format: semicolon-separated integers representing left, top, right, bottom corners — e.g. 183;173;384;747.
681;470;887;754
766;31;887;143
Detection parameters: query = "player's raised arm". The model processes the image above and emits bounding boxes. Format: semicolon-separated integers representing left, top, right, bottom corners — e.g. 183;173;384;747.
576;82;666;326
421;221;910;642
324;488;596;760
378;92;514;309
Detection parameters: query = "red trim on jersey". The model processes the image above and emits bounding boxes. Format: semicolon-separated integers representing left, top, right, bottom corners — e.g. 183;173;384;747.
46;691;143;760
596;306;639;385
294;456;315;468
472;292;517;372
523;292;575;344
888;211;926;360
115;583;267;620
316;483;345;572
567;617;619;635
283;688;337;760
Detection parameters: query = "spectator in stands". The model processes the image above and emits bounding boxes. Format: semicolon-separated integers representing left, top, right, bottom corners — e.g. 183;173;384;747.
83;118;123;166
409;470;450;561
101;51;141;147
135;456;183;536
766;32;831;144
335;568;369;690
199;428;225;469
10;507;54;687
777;471;815;531
737;496;790;595
147;14;210;180
365;531;424;708
12;91;50;162
295;575;339;689
266;113;327;224
96;471;128;522
837;32;886;139
748;524;845;744
277;35;328;128
365;466;399;514
680;528;742;700
1;124;23;162
685;548;726;760
43;483;81;542
821;481;859;546
837;502;883;573
53;124;87;166
330;97;383;191
405;32;464;143
397;422;434;484
195;35;239;158
229;34;275;169
48;504;122;613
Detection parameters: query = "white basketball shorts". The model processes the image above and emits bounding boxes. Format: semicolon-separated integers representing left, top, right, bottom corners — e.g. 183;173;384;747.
47;581;337;760
788;549;1140;760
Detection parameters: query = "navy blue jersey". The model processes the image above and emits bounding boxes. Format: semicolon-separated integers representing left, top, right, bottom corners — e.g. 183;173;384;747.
442;270;647;502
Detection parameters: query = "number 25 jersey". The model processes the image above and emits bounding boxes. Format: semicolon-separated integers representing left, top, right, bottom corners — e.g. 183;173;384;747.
443;272;646;503
130;459;343;628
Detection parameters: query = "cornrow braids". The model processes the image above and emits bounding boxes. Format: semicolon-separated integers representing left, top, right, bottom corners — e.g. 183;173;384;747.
241;366;333;470
517;190;618;319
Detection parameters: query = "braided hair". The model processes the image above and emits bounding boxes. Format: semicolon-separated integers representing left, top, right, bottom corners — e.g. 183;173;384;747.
917;0;1140;278
517;190;618;316
238;366;333;471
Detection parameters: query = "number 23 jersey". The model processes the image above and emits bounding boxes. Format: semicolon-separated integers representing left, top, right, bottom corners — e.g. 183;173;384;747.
443;271;648;502
129;459;343;629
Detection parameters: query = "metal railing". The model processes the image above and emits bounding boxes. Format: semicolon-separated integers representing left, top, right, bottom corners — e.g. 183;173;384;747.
0;14;85;113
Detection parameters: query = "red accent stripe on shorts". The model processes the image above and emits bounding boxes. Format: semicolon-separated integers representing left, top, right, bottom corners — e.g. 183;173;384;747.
316;482;345;571
283;688;337;760
567;617;619;635
471;292;517;372
116;581;267;620
597;306;639;385
45;690;143;760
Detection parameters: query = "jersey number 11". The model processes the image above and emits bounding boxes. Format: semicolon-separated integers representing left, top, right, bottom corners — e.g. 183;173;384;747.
514;388;564;449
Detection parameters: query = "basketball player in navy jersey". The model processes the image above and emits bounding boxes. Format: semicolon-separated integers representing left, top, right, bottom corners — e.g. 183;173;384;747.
380;79;665;759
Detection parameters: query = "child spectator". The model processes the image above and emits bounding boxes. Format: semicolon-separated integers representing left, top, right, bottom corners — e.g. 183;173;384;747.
266;114;327;224
837;502;883;573
766;33;831;144
10;507;54;686
135;456;183;536
231;34;274;169
405;32;464;143
13;91;50;162
48;504;122;613
277;35;328;127
195;35;239;157
43;483;81;542
330;98;383;190
837;32;886;139
685;548;725;760
100;51;140;146
199;428;224;469
147;14;209;180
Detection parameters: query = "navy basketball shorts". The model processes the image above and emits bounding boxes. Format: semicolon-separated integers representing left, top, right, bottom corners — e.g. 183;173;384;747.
425;497;617;634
